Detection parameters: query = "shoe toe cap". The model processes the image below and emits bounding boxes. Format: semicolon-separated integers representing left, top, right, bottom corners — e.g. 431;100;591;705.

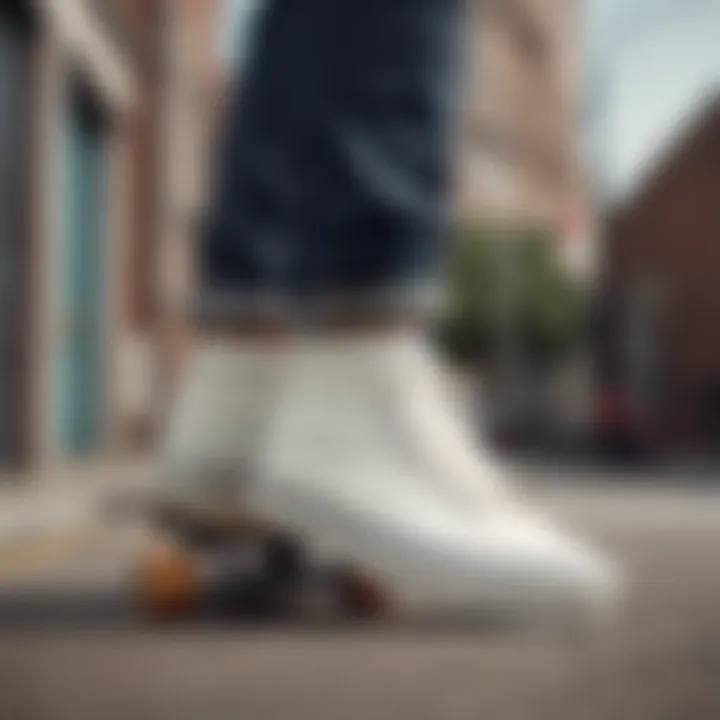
480;515;623;625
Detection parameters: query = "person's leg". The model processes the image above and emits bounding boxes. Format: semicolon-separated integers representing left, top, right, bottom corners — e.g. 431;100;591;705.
199;0;336;326
161;0;460;504
199;0;462;327
157;0;620;625
159;0;301;508
297;0;464;323
247;0;617;623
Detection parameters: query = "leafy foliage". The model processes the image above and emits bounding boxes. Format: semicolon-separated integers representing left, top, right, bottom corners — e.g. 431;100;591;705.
440;222;587;368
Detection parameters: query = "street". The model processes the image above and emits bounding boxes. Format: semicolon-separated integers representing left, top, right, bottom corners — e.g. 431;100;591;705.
2;467;720;720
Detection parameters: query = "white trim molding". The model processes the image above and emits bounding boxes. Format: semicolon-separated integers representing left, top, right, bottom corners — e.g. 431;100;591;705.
35;0;135;114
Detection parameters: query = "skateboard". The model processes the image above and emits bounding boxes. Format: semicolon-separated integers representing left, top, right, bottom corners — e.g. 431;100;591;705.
133;497;393;623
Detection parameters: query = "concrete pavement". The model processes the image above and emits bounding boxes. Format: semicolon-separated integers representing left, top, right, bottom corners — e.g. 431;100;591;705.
0;459;150;583
2;464;720;720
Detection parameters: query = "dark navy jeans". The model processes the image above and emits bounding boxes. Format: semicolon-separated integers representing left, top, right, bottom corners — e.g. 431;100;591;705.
200;0;464;321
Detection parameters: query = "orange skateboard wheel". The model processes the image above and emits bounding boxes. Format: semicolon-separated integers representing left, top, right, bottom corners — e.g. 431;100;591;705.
134;542;201;621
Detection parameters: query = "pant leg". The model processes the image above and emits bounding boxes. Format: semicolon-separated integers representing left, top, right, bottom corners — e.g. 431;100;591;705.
199;0;465;323
200;0;318;319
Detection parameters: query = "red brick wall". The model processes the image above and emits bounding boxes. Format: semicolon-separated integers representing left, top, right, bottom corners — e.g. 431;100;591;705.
605;102;720;445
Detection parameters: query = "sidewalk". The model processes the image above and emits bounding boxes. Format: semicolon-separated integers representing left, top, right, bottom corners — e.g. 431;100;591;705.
4;450;718;548
0;458;152;547
506;451;720;487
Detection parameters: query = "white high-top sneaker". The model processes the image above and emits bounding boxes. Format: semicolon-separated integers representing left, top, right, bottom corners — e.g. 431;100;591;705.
247;332;620;626
157;342;282;508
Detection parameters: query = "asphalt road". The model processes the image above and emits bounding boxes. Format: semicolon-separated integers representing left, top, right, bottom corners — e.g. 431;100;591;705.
2;471;720;720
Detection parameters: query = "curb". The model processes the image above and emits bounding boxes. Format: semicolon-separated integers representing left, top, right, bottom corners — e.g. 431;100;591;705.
0;460;152;548
0;491;101;548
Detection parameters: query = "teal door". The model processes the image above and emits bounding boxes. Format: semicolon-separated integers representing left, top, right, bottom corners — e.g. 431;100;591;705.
55;92;107;455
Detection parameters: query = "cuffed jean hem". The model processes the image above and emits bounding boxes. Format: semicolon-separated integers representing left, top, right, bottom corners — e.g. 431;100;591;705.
193;282;445;328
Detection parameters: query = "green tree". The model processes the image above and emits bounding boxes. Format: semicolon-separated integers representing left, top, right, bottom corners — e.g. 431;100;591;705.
440;223;587;368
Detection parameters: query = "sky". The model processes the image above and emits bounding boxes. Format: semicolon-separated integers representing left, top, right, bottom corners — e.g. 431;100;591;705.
216;0;262;73
584;0;720;201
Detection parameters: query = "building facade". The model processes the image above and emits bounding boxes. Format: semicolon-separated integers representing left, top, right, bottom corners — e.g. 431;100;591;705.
457;0;583;238
602;97;720;450
0;0;206;473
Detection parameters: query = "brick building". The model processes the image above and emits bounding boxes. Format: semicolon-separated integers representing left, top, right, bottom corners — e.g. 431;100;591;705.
0;0;207;472
602;96;720;449
458;0;583;236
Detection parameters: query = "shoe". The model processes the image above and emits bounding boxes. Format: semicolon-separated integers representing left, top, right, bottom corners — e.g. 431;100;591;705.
244;332;621;627
156;341;281;510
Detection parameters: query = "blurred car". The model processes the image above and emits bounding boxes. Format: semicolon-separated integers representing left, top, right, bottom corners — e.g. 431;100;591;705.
594;387;652;463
